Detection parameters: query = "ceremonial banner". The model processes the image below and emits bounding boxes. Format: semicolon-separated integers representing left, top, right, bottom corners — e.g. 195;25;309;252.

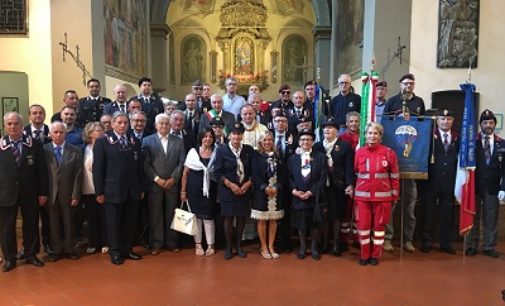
359;71;379;147
454;82;477;236
313;82;324;142
381;117;432;179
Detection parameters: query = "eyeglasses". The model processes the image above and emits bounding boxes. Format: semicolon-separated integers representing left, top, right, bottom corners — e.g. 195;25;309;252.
401;81;415;85
281;91;291;95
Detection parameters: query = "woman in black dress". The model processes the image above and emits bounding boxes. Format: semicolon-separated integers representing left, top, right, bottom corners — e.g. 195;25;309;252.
180;128;217;256
214;124;254;260
288;129;328;260
251;132;285;259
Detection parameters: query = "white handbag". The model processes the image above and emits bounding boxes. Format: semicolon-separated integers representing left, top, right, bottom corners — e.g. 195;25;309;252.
170;200;197;236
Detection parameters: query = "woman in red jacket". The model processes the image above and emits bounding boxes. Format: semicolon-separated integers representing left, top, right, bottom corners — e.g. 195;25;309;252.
354;122;400;266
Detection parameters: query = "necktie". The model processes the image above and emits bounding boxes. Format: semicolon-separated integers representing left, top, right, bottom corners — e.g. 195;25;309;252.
276;135;284;155
120;104;126;113
11;140;21;166
443;133;450;153
484;135;491;165
172;131;182;139
54;146;62;167
120;136;128;149
33;129;42;140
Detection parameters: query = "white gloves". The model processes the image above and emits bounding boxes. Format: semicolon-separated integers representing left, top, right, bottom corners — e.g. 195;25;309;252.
498;191;505;201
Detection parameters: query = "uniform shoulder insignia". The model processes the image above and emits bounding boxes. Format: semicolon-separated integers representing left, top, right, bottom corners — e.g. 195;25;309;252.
0;138;10;151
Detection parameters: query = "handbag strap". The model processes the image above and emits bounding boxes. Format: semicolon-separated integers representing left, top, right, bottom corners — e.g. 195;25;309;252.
180;200;192;212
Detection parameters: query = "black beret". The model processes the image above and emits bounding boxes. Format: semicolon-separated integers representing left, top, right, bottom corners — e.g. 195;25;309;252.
399;73;415;83
479;109;497;124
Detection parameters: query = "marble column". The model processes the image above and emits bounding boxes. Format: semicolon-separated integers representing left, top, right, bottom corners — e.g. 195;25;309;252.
312;25;332;89
150;24;170;93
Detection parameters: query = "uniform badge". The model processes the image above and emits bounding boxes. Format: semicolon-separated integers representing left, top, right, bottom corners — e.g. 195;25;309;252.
27;155;34;166
287;134;293;145
334;145;340;152
382;160;388;167
349;102;354;108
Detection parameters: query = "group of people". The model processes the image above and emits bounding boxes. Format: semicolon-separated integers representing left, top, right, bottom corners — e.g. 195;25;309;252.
1;72;503;273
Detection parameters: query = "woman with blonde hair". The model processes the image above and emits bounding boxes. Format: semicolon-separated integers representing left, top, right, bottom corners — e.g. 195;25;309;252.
251;132;285;259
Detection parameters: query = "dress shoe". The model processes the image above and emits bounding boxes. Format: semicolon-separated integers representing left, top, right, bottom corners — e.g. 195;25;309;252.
236;247;247;258
65;252;80;260
369;258;379;266
440;246;456;255
383;239;394;252
331;244;342;257
25;256;45;267
111;256;124;265
483;249;499;258
339;242;349;253
404;241;416;252
2;260;16;272
358;258;368;266
151;249;161;256
297;246;306;259
420;244;432;253
224;249;233;260
311;252;321;261
125;252;143;260
465;247;477;256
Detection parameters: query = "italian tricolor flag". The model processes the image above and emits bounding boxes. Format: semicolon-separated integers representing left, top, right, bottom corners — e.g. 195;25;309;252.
359;70;379;147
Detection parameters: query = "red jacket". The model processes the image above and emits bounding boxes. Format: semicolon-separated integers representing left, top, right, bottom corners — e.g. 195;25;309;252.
354;143;400;202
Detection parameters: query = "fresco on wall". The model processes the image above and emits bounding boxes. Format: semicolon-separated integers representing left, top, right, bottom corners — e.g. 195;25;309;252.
181;35;206;84
282;35;307;85
180;0;216;15
334;0;363;79
104;0;148;80
437;0;479;68
270;0;304;16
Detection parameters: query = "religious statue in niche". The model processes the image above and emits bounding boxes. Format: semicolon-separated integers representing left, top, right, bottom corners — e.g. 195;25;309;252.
335;0;363;79
437;0;479;68
282;35;307;84
235;38;254;75
181;35;206;84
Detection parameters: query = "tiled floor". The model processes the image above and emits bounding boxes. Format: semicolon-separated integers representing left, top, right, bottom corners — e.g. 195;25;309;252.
1;242;505;306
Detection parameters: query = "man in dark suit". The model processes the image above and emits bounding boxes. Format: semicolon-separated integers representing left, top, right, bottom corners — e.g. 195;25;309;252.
181;94;201;138
143;113;186;254
93;112;144;265
179;80;212;113
129;110;152;141
171;110;197;153
466;109;505;258
137;77;164;135
0;112;48;272
288;91;313;136
78;78;112;126
103;84;129;115
270;84;294;116
198;94;235;135
44;122;83;261
418;110;459;254
272;113;295;252
20;105;51;258
313;118;355;256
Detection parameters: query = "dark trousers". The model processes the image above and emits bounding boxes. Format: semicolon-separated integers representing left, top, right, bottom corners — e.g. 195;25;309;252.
82;195;107;249
105;197;139;257
48;199;77;254
148;190;178;250
468;191;500;250
35;205;51;251
0;198;39;261
420;191;455;248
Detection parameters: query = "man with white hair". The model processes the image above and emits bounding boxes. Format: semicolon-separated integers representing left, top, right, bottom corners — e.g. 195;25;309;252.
0;112;48;272
44;122;83;262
